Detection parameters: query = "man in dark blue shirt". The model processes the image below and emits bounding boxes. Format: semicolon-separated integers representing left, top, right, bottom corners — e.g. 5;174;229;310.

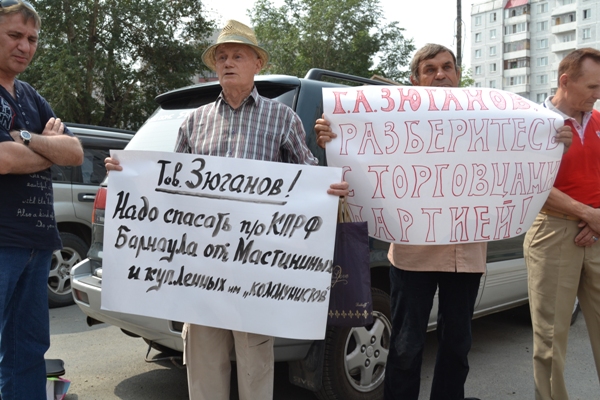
0;2;83;399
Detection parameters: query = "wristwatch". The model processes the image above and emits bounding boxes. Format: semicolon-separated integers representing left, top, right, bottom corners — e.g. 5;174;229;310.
20;130;31;146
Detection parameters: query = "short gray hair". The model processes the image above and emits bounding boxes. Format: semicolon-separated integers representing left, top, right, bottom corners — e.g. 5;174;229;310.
0;1;41;30
410;43;459;83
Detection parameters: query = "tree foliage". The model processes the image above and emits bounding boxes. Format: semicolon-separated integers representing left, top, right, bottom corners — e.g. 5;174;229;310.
250;0;415;83
21;0;216;130
460;66;475;87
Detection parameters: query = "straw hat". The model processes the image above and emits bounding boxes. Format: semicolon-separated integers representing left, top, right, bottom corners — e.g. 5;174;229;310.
202;20;270;71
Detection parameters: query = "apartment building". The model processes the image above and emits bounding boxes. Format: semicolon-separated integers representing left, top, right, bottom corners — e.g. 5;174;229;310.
471;0;600;104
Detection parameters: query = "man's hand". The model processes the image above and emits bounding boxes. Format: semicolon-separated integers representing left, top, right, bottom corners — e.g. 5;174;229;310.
575;221;600;247
328;181;349;197
579;207;600;237
11;118;65;139
315;114;336;149
42;118;65;136
555;125;572;154
105;157;122;172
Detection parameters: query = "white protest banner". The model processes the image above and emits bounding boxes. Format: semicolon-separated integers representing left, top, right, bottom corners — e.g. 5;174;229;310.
323;86;564;245
101;150;342;340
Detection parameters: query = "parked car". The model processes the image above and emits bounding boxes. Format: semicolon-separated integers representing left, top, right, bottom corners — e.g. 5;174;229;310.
72;70;535;399
50;123;134;307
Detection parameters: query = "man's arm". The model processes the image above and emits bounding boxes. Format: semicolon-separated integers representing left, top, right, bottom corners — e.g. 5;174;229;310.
544;187;600;223
544;187;600;246
10;118;83;167
0;140;52;174
26;133;83;166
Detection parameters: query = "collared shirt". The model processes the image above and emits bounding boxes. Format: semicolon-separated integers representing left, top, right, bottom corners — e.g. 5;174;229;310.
0;79;72;251
544;96;593;143
388;242;487;273
545;96;600;208
175;87;318;166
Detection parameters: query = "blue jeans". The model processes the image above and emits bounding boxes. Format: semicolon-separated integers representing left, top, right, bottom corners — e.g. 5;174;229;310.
0;247;52;400
384;267;482;400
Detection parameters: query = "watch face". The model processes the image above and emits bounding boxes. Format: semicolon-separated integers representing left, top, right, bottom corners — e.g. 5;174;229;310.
20;130;31;145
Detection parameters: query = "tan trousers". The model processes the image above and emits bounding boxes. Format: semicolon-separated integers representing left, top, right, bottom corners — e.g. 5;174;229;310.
524;214;600;400
182;323;274;400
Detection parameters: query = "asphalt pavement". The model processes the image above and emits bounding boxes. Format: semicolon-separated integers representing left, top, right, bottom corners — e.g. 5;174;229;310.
47;304;598;399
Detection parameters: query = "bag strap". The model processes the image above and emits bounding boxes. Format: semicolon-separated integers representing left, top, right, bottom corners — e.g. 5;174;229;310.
337;197;352;223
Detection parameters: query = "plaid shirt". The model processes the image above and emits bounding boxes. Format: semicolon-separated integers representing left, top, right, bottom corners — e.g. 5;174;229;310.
175;87;318;166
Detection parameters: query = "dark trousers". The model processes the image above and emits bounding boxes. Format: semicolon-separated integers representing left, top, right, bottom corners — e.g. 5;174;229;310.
384;267;482;400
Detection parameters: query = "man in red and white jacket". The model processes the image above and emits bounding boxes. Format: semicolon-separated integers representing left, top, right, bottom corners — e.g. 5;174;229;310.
524;47;600;400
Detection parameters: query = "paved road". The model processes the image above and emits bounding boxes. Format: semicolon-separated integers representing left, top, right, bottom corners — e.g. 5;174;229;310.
47;304;597;399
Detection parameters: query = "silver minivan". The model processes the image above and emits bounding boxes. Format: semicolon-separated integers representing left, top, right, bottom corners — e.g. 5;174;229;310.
71;71;545;400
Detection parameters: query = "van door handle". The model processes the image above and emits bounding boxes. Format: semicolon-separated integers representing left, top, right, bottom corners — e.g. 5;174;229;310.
78;193;96;202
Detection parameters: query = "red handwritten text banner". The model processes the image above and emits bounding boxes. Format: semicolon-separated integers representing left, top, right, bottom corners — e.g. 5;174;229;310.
322;86;564;245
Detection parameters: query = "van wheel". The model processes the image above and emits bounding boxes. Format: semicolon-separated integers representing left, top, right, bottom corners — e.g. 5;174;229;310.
316;288;391;400
48;232;89;308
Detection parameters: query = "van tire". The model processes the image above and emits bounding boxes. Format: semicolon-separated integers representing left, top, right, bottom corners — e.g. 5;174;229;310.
49;232;89;308
316;288;391;400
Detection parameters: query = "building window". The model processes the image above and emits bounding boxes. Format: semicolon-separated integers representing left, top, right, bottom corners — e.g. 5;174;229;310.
475;49;482;58
475;82;482;88
537;21;548;31
537;57;549;67
490;12;497;22
489;80;496;89
538;3;548;13
536;93;548;103
475;66;482;75
505;5;530;19
475;33;482;42
508;76;527;86
506;58;530;69
504;58;529;69
504;40;529;53
506;23;528;34
538;75;548;84
490;63;497;73
552;71;558;81
562;32;576;42
584;9;592;19
489;46;496;56
538;39;548;49
475;16;482;26
490;29;496;39
583;28;592;40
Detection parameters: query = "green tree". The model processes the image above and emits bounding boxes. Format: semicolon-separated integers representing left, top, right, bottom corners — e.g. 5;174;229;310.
460;66;475;87
21;0;216;130
250;0;415;83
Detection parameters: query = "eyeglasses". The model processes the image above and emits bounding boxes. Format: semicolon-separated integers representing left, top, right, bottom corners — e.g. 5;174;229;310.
0;0;36;13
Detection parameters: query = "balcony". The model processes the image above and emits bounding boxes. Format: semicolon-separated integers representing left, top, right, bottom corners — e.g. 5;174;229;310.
503;67;530;77
504;32;530;42
504;14;530;25
503;50;530;60
551;21;576;34
504;84;530;95
552;40;576;53
551;3;577;17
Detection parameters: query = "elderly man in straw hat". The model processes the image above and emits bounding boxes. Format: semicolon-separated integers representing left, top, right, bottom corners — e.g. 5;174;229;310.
106;19;349;399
